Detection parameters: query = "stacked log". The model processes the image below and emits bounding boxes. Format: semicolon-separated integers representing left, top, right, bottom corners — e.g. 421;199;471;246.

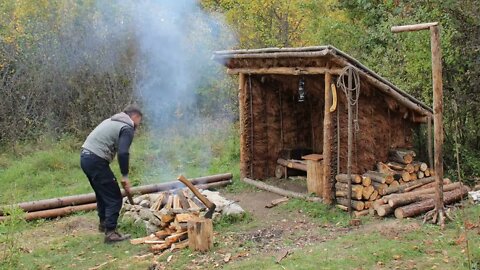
335;149;467;218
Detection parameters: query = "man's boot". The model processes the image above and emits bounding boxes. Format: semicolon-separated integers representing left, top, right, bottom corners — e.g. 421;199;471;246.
104;230;131;244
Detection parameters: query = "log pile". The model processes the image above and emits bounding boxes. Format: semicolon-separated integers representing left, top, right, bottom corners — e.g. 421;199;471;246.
125;188;244;253
335;149;468;218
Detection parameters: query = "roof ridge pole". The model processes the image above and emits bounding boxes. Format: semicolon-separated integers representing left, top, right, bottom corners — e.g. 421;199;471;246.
391;22;449;228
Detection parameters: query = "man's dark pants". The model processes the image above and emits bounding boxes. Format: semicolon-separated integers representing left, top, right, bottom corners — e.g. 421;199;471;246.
80;151;122;231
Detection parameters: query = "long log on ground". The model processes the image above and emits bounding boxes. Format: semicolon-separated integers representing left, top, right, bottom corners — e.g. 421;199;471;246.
0;180;232;222
394;186;468;219
409;178;451;191
243;178;321;202
388;149;415;164
277;158;307;171
336;198;365;211
364;171;393;184
380;177;435;195
387;182;462;208
0;174;232;216
335;174;362;184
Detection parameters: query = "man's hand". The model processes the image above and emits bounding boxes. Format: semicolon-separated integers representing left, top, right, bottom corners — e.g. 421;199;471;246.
121;176;132;194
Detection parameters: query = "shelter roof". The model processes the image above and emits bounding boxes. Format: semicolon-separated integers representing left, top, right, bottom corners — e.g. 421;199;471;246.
213;45;433;117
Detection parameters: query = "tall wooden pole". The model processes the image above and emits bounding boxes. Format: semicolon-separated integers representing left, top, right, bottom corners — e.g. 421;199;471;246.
392;22;446;225
347;68;353;214
430;25;444;215
238;73;247;179
323;71;333;203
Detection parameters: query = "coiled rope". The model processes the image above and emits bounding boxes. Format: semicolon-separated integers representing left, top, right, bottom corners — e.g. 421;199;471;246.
337;66;361;131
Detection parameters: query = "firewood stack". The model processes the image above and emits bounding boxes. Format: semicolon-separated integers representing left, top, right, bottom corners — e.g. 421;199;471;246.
335;149;468;218
124;188;243;253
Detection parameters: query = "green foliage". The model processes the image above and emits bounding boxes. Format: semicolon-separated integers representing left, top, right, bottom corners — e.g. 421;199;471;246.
0;206;26;269
280;198;350;226
214;212;253;231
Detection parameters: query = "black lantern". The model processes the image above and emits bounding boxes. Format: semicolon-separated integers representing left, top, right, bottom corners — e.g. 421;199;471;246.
298;77;306;102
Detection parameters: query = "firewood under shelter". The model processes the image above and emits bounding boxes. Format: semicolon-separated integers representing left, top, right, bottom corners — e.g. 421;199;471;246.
213;45;433;204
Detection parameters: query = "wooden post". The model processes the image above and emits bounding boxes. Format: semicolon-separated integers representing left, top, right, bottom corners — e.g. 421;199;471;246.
187;217;213;252
303;154;323;196
238;73;248;179
430;25;444;216
392;22;446;226
347;68;353;214
322;71;334;204
427;116;433;168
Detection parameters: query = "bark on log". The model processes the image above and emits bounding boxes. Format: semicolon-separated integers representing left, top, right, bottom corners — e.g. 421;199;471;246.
243;178;321;202
323;71;334;204
386;162;407;171
335;174;362;184
388;149;415;164
336;198;365;211
380;177;435;195
362;185;375;200
364;171;392;184
0;174;232;215
387;182;462;208
335;188;363;200
376;204;394;217
277;158;307;172
394;186;468;219
354;210;370;217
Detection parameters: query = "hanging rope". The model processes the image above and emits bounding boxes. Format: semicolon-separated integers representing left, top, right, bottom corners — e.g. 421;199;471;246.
337;66;361;132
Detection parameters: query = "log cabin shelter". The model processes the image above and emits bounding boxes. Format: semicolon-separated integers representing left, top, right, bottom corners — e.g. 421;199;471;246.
213;45;433;203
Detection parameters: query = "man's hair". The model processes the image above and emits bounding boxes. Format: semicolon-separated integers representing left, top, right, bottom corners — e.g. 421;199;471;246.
123;105;143;117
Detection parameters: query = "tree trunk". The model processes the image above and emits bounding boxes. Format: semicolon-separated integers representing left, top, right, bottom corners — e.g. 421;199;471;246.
188;217;213;252
380;177;435;195
323;71;334;204
388;182;463;208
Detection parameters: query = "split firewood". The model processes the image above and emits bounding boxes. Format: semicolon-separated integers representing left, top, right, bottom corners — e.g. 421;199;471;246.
130;234;159;245
335;174;362;184
165;194;173;210
170;240;189;252
175;213;199;223
187;198;201;211
388;149;415;164
150;243;170;251
336;198;365;211
176;191;190;210
173;195;182;211
155;229;173;240
394;186;468;219
166;231;188;245
144;240;166;245
362;176;372;187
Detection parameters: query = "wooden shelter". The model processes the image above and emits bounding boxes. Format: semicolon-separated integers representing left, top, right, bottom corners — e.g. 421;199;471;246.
213;46;433;203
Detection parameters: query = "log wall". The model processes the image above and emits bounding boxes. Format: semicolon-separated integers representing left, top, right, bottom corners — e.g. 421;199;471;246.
240;73;415;180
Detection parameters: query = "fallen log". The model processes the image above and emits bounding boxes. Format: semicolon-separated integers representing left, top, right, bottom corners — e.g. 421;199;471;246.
277;158;307;172
335;174;362;184
0;173;233;215
376;204;394;217
242;178;321;202
380;177;435;195
394;186;468;219
0;180;232;222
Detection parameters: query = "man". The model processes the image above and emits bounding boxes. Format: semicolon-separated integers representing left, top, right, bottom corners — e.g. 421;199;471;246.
80;105;142;243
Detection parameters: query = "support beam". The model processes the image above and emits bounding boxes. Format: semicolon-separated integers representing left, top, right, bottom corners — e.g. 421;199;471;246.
227;67;343;75
391;22;438;33
322;71;334;204
238;73;248;179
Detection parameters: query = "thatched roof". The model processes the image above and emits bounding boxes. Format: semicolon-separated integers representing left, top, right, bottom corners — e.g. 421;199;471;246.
213;45;433;118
